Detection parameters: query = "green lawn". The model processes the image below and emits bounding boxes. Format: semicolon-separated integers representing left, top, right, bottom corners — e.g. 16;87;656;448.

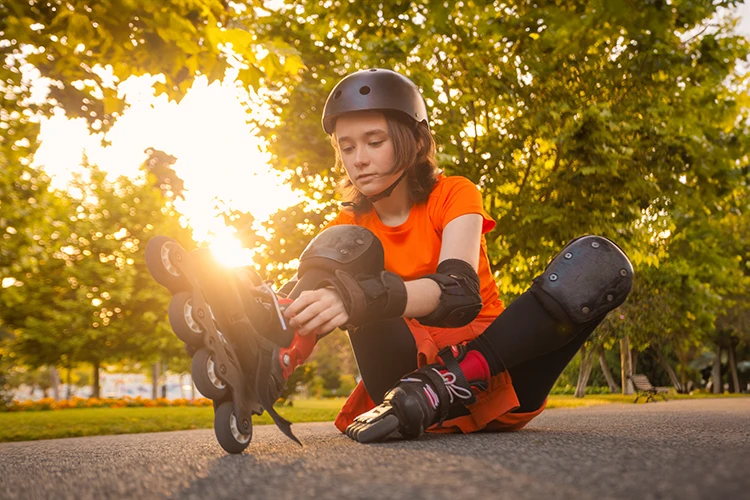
0;398;346;443
546;392;750;409
2;393;747;443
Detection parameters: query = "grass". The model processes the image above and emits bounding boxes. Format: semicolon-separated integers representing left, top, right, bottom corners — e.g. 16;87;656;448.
2;393;747;443
0;398;346;443
546;391;750;409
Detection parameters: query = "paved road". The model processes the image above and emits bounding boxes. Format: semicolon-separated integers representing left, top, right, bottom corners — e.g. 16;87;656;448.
1;399;748;500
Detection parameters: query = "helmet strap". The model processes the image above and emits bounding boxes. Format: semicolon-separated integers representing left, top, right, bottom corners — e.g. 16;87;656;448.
365;171;407;203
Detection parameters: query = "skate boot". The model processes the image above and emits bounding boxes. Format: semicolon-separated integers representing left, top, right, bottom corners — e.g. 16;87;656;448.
145;236;313;453
346;345;488;443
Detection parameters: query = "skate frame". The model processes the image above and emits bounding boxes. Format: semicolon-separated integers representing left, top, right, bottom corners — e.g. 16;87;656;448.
169;244;261;437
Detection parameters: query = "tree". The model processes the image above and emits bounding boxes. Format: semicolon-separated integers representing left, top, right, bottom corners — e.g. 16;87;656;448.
118;149;195;385
251;1;749;395
256;0;749;295
1;0;303;141
8;153;193;397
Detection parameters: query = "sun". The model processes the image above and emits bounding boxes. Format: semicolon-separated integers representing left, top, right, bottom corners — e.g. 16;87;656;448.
206;230;257;269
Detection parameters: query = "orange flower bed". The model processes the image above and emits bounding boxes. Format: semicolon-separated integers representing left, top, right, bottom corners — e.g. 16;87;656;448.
4;396;213;412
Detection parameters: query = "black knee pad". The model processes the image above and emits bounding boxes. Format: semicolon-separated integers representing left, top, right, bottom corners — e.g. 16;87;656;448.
530;235;633;327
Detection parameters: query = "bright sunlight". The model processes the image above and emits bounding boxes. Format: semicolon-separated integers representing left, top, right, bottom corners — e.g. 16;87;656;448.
32;72;303;268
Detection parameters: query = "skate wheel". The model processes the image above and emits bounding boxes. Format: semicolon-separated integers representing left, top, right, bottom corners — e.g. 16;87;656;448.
191;348;228;401
214;401;252;454
145;236;189;293
168;292;204;346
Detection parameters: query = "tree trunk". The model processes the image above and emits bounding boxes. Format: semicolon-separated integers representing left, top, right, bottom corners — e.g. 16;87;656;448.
652;345;684;393
49;366;60;401
620;336;634;395
152;362;160;400
66;363;72;400
92;360;100;398
161;359;168;399
728;343;740;393
598;347;619;393
574;345;595;398
676;351;689;393
712;346;722;394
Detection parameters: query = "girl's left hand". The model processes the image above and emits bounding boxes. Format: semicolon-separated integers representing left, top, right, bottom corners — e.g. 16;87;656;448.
283;288;349;336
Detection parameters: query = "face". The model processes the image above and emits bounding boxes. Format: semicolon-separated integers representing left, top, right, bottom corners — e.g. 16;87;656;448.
334;111;399;197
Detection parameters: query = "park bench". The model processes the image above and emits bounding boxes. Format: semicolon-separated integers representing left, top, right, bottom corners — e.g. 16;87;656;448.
628;374;669;403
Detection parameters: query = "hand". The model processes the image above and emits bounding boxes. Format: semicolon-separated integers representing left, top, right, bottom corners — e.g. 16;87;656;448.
283;288;350;336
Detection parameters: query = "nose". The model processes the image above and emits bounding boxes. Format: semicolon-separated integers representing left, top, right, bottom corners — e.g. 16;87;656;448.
354;147;370;168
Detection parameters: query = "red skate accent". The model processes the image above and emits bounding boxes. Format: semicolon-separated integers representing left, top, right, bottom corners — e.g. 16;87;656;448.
277;298;316;380
440;348;490;384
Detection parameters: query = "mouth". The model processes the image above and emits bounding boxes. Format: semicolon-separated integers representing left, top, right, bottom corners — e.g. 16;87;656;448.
356;174;377;181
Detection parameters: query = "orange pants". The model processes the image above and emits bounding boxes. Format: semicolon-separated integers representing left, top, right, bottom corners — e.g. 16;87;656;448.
334;317;546;434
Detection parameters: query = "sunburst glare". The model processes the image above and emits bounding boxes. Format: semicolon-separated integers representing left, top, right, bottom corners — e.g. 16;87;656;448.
33;74;305;268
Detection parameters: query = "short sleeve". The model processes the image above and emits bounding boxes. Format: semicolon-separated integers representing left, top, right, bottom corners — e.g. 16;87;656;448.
436;177;496;234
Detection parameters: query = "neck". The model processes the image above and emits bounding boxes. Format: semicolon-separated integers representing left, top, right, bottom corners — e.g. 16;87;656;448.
371;178;412;226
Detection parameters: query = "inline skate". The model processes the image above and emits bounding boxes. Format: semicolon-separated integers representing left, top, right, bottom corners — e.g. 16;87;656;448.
145;236;314;453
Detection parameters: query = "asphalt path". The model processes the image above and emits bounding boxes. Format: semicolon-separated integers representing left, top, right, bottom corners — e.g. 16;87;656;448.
1;398;748;500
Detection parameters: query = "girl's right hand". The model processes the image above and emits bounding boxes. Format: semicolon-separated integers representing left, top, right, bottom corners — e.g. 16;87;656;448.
283;288;350;336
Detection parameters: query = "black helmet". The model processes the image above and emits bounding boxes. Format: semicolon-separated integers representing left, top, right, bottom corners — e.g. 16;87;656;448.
321;68;428;134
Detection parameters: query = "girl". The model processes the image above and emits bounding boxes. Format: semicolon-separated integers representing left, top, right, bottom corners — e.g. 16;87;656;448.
282;68;633;443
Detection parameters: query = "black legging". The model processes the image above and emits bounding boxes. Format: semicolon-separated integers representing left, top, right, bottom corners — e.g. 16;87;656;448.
348;287;604;413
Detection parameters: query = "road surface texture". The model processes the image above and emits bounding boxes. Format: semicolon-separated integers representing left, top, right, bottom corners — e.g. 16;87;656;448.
1;398;747;500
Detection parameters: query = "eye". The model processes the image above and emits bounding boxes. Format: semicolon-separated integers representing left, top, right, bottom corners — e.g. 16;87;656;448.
341;146;354;154
369;140;384;147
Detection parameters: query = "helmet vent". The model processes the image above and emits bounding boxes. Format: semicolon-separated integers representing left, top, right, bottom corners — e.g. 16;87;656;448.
334;90;342;99
369;68;377;72
359;86;371;95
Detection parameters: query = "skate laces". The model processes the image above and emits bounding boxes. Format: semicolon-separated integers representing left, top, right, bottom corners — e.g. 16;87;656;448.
400;369;474;406
433;368;474;403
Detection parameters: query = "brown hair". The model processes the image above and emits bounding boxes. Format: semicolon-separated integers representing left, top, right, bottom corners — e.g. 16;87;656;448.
331;111;440;212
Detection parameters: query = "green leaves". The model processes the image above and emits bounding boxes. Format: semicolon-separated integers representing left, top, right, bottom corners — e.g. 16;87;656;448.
249;0;749;356
1;0;301;136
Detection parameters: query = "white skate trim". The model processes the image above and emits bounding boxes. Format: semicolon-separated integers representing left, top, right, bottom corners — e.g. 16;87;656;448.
258;284;287;331
400;376;439;409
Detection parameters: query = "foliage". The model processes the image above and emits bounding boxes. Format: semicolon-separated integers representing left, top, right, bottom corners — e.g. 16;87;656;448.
3;151;193;393
0;0;303;140
2;0;749;398
278;361;317;402
0;354;12;410
256;0;749;289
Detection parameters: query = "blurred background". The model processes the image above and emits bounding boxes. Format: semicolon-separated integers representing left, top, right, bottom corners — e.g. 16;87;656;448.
1;0;748;410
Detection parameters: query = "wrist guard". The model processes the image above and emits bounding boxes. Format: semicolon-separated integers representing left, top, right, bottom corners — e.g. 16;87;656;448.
416;259;483;328
319;270;408;328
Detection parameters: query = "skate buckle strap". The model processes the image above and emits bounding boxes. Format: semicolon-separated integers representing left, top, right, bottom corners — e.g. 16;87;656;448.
438;346;477;406
398;365;455;427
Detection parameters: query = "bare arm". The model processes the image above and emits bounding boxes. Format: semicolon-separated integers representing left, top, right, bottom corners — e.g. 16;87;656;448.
402;213;483;318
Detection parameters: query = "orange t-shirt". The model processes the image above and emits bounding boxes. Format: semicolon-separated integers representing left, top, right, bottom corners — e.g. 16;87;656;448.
324;174;504;321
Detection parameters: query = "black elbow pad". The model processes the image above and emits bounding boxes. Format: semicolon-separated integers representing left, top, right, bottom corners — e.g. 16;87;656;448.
416;259;484;328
